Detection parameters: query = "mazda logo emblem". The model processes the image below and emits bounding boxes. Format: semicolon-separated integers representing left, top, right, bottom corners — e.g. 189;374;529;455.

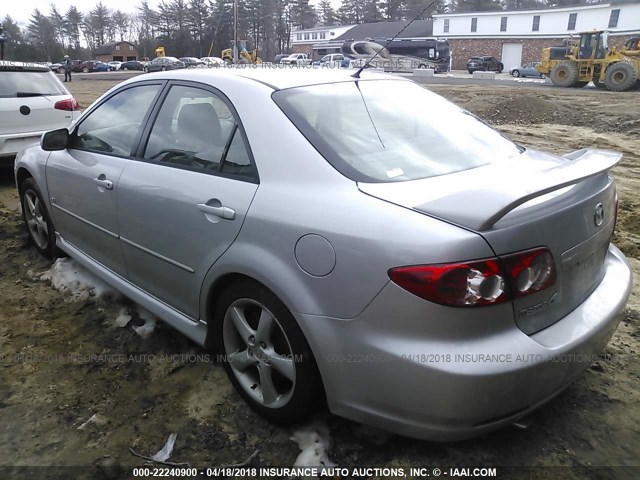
594;203;604;227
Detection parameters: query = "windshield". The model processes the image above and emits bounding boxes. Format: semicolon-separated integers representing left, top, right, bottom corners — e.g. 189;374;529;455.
273;80;522;183
0;71;67;98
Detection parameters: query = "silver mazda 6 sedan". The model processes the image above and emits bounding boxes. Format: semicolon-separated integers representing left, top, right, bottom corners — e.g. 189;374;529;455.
15;68;632;441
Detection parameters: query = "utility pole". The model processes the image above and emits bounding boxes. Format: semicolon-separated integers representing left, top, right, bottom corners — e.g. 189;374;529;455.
233;0;238;63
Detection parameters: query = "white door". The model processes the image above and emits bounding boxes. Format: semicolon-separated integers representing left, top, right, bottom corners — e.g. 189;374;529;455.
501;43;523;72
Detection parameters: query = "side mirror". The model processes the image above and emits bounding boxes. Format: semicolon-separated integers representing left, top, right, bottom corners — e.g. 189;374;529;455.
41;128;69;151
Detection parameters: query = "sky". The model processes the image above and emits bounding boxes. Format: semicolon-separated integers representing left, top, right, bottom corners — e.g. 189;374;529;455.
8;0;336;25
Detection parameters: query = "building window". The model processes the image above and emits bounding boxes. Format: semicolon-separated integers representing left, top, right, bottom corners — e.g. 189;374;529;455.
296;34;301;41
532;15;540;32
568;13;577;31
129;45;134;50
312;32;317;39
608;9;620;28
500;17;507;32
115;45;120;50
471;18;477;33
304;33;310;40
320;32;326;39
444;19;450;33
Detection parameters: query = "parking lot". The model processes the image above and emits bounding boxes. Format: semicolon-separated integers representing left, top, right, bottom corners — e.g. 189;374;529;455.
0;78;639;478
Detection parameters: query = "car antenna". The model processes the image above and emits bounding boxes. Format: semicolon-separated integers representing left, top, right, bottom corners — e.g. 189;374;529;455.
352;0;437;79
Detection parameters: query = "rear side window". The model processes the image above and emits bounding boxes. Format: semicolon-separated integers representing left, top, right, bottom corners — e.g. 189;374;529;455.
0;71;67;98
273;80;522;183
71;84;160;156
143;85;256;179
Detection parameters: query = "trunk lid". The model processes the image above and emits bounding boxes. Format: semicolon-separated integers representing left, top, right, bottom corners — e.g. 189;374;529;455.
359;148;621;334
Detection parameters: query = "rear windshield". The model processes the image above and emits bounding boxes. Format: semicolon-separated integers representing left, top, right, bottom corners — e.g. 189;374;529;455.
272;80;522;183
0;70;67;98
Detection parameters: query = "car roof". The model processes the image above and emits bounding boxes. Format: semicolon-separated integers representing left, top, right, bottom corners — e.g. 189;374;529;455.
136;67;402;90
0;61;51;72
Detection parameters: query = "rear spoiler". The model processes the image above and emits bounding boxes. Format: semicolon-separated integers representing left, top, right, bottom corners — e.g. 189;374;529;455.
414;149;622;231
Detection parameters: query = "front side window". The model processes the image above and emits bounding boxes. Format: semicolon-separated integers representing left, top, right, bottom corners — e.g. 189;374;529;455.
143;85;255;179
71;84;160;156
273;80;522;183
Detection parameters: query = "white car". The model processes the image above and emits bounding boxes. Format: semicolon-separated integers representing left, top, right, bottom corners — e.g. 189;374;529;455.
200;57;224;68
108;61;122;70
0;62;81;167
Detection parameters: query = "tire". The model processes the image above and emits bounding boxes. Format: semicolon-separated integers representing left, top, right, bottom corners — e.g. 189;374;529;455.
123;66;128;71
214;279;323;424
161;66;166;71
512;70;520;77
58;67;65;74
82;67;89;73
498;63;504;73
418;63;427;69
604;62;639;92
20;178;57;258
549;61;579;87
143;66;149;73
468;70;473;74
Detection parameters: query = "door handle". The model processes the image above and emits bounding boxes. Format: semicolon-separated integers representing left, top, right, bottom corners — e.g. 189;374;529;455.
197;201;235;220
93;175;113;190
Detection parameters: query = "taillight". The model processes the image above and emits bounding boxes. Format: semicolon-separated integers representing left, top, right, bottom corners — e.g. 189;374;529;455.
388;247;556;307
501;248;556;298
54;98;79;111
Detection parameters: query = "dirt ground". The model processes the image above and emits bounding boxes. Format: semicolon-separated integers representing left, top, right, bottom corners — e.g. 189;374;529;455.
0;79;639;479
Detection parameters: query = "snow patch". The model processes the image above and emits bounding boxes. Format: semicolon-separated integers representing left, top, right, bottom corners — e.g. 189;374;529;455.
77;413;108;430
291;420;335;468
133;306;158;339
152;433;178;462
114;307;132;328
40;258;117;301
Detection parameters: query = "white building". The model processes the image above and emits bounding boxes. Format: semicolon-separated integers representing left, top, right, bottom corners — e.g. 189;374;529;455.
290;25;356;54
432;1;640;70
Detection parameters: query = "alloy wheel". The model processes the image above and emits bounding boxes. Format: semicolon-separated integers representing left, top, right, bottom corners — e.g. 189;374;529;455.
222;298;296;409
23;190;49;250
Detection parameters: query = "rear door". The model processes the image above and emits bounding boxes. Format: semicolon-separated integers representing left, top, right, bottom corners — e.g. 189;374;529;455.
46;82;164;276
117;82;259;320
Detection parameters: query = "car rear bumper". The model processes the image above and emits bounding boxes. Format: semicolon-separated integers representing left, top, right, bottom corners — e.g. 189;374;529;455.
297;245;631;441
0;132;44;159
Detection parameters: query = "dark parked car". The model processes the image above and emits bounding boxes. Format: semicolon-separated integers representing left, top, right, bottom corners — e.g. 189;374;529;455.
78;61;113;73
510;62;546;78
120;60;145;71
51;60;82;74
467;56;504;74
144;56;186;73
273;54;289;64
178;57;204;68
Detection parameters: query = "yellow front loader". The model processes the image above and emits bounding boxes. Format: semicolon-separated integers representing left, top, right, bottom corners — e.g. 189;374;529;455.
538;31;640;91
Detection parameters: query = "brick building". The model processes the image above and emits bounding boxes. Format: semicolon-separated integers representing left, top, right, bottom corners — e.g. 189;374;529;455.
94;41;139;63
432;1;640;70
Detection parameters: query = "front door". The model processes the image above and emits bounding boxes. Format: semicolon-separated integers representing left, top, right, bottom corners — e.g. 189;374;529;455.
117;83;259;319
46;83;163;276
